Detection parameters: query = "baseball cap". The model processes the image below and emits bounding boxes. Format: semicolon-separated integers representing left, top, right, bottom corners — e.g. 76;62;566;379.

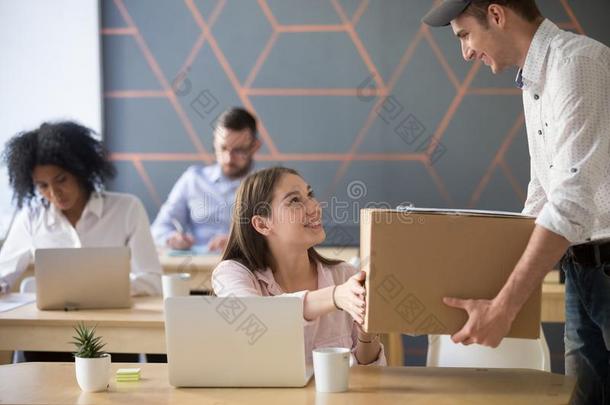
422;0;472;27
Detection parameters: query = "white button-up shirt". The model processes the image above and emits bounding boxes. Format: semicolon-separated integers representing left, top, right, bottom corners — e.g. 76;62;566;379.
0;192;162;295
519;19;610;244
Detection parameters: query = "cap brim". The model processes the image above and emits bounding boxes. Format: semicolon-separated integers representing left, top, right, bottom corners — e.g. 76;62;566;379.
422;0;470;27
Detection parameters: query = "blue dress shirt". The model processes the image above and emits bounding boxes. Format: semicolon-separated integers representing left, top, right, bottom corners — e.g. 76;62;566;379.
151;164;244;247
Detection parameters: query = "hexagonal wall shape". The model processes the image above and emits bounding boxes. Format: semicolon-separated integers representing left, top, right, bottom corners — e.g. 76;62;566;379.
252;32;373;88
433;95;524;207
124;0;202;80
266;0;343;25
212;0;273;84
174;44;243;152
250;95;375;154
356;40;456;154
356;0;434;83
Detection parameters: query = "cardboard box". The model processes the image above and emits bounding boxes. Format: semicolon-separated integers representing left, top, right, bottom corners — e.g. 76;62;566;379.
360;208;541;339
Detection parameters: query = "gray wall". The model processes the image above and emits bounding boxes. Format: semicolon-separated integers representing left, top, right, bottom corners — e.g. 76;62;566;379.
102;0;610;245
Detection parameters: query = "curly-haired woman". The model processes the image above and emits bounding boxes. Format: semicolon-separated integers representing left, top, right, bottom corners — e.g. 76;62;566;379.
0;121;161;296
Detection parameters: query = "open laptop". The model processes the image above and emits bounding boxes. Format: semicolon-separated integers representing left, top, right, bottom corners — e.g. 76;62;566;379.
34;247;132;310
164;296;313;387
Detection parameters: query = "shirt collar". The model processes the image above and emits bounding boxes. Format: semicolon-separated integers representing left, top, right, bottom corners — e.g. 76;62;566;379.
84;192;104;219
210;162;257;184
209;164;223;183
45;191;103;227
519;19;559;88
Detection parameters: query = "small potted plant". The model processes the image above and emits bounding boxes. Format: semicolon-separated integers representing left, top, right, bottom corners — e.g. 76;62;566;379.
71;322;111;392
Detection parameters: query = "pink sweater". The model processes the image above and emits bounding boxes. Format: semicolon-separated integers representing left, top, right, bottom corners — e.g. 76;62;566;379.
212;259;386;366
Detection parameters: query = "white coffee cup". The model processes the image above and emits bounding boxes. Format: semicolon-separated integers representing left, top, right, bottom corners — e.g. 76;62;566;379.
312;347;351;393
162;273;191;299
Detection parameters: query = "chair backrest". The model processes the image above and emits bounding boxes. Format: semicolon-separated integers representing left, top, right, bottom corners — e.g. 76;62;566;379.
19;276;37;293
426;326;551;371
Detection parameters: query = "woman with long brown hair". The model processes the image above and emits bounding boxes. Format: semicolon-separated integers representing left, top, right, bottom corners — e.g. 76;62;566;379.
212;167;385;365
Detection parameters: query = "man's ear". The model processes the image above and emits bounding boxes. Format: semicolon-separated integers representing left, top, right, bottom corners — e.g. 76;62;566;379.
487;4;506;28
251;138;262;154
251;215;271;236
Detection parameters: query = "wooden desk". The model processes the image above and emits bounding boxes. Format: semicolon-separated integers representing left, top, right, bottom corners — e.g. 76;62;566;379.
0;296;165;354
0;295;404;366
0;362;575;404
15;250;566;323
541;271;565;323
2;259;563;368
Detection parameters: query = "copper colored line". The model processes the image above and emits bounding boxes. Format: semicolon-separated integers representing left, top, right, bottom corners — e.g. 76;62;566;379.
257;0;279;28
113;0;209;158
244;88;385;97
424;162;454;206
101;27;136;35
423;27;460;91
186;0;279;156
468;114;525;207
111;152;214;161
386;28;425;93
132;159;162;207
426;60;481;157
559;0;585;35
351;0;368;26
500;161;527;203
243;31;279;88
104;90;168;98
276;24;347;33
111;152;425;162
467;88;522;96
330;0;386;90
177;0;226;78
328;27;425;198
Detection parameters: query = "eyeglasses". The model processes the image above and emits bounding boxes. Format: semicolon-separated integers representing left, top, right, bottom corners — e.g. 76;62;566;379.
217;142;254;158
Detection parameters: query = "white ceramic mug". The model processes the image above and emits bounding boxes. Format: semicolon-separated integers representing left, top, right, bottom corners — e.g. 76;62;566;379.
312;347;351;393
162;273;191;299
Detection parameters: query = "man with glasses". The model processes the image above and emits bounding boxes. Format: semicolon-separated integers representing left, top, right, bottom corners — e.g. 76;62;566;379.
152;107;260;252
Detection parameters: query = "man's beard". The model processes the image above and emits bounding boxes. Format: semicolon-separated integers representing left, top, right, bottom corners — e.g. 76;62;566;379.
223;160;253;179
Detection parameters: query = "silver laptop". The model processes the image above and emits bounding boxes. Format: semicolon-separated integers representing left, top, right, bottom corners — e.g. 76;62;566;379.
34;247;132;310
164;296;313;387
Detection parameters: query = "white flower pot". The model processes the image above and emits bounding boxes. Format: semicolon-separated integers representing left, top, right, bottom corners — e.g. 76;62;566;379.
75;354;111;392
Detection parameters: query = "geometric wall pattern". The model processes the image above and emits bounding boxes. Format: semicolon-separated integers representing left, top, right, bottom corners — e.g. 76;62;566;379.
102;0;610;243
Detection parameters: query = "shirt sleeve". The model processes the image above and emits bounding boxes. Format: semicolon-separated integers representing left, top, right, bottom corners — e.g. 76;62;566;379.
0;209;34;292
150;169;193;246
535;56;610;243
125;196;162;296
522;163;547;217
212;261;315;325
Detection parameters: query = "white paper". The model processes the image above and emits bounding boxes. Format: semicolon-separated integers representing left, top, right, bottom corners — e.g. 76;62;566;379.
0;293;36;312
394;206;534;218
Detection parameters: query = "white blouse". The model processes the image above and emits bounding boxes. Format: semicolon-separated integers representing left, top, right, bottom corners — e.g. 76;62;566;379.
0;191;162;296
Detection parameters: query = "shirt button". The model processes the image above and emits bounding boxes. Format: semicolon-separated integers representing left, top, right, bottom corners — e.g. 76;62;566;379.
545;122;548;127
571;168;578;173
549;164;553;168
534;94;539;100
538;130;543;135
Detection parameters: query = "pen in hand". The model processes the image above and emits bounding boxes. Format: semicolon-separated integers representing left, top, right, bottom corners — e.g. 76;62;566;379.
168;218;194;250
171;218;185;235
